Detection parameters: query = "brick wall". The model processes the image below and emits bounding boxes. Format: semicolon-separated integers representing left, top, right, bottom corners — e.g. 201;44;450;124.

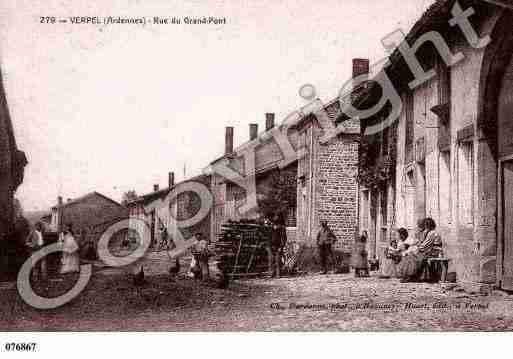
314;136;359;251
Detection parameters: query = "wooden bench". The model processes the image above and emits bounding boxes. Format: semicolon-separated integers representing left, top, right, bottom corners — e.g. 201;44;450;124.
426;258;451;283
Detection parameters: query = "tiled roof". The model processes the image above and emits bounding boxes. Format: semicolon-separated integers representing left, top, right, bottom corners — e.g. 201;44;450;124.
128;173;210;206
52;191;125;210
340;0;456;120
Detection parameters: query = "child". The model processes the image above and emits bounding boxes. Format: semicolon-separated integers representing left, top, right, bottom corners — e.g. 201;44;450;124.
387;239;402;263
352;234;369;277
384;238;403;278
401;219;425;255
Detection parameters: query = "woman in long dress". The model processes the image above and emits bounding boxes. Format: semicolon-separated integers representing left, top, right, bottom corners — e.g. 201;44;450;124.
59;224;80;274
398;218;442;282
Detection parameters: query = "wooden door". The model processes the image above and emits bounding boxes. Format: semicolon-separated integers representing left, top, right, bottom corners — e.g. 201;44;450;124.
369;191;377;260
501;160;513;290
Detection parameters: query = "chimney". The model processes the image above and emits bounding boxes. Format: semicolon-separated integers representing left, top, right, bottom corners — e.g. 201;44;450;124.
352;58;369;87
168;172;175;188
249;123;258;141
265;113;275;131
153;184;159;192
225;126;234;154
56;196;64;233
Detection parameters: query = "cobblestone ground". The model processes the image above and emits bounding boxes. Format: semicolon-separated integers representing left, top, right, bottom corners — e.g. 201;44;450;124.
2;253;513;331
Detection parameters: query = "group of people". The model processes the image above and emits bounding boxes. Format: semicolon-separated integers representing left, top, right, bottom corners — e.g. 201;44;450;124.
25;222;81;281
315;221;371;277
314;217;443;282
24;214;443;284
380;217;443;282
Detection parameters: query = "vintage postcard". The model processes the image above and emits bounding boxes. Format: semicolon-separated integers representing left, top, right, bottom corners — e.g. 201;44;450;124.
1;0;513;346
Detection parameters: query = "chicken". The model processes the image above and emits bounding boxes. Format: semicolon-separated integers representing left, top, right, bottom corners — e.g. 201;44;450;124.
215;273;230;289
169;259;180;276
133;265;145;286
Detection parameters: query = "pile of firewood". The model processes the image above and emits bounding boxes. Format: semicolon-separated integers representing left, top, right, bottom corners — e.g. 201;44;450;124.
214;219;271;278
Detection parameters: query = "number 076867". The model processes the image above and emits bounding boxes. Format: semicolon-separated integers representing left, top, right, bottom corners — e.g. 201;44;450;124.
4;343;37;352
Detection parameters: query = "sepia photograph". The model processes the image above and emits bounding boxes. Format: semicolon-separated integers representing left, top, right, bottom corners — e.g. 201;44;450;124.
1;0;513;350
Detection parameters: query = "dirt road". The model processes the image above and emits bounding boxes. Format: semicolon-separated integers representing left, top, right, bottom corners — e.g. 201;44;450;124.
2;267;513;331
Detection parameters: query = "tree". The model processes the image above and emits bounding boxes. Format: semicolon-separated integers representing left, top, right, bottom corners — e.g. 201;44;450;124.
258;170;297;222
121;190;138;206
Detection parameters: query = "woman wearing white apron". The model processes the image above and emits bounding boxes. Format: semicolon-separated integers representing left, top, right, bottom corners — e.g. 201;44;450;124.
59;224;80;274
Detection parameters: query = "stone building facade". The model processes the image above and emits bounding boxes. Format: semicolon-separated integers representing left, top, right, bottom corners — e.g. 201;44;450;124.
357;0;513;289
209;99;360;251
0;64;27;274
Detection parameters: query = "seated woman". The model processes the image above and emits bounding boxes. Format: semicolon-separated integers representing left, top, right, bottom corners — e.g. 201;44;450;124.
398;217;441;283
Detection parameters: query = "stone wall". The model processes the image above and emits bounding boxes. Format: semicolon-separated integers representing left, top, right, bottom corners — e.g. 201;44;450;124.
314;135;359;251
0;99;14;238
0;69;23;239
389;7;504;286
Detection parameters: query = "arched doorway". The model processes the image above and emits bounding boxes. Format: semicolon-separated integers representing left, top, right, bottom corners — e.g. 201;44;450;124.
497;52;513;290
478;10;513;289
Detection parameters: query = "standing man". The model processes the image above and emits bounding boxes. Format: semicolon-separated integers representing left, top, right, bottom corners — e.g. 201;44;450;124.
27;222;46;280
159;225;169;250
192;232;210;281
316;221;337;274
268;214;287;278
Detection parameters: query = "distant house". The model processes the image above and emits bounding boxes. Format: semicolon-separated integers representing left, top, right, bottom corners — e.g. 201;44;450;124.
22;210;55;239
25;210;52;230
41;213;52;226
50;192;129;248
127;172;212;247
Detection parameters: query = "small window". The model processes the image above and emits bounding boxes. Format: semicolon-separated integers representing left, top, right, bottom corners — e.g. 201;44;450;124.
458;140;474;226
437;58;451;105
405;169;416;229
404;92;415;164
299;130;307;149
380;189;388;227
286;205;297;227
405;92;414;148
439;150;452;224
361;190;370;230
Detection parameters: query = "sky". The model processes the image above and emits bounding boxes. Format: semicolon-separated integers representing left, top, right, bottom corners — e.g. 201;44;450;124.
0;0;433;211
